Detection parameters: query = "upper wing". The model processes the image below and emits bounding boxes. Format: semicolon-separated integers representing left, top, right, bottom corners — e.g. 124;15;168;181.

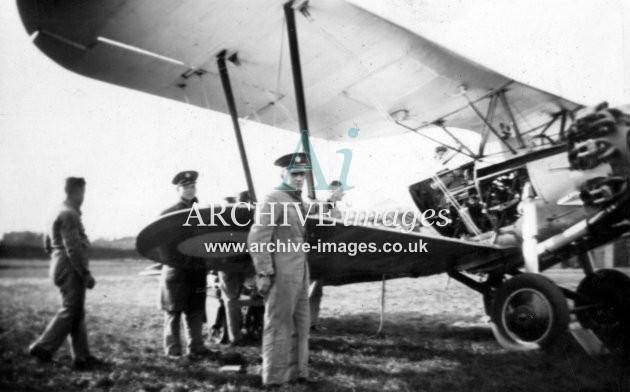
18;0;580;142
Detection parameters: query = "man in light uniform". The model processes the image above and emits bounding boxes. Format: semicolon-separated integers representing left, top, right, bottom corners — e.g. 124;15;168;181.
160;170;212;357
248;153;313;387
29;177;101;370
309;180;345;330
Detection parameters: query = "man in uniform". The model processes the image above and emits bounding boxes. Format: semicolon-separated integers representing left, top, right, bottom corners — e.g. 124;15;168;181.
160;170;212;358
218;191;255;346
309;180;345;331
29;177;102;370
248;152;314;387
434;145;448;162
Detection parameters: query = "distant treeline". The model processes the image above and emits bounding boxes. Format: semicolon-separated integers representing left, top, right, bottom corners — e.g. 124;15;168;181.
0;231;141;260
1;230;628;266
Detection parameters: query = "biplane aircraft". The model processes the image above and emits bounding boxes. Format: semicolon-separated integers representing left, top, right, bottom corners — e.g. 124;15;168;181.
18;0;630;352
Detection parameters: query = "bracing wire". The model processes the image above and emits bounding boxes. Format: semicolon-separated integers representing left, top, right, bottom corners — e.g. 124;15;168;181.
228;62;263;123
275;14;287;127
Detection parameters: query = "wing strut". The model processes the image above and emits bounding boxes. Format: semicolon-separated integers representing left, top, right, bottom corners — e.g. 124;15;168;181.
478;94;499;157
395;120;478;160
534;109;569;142
558;110;568;141
284;0;316;199
521;113;558;137
464;92;517;155
498;91;525;148
435;120;478;159
217;50;258;202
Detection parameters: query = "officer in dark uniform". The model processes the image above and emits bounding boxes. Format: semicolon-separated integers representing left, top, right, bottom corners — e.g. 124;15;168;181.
160;170;212;357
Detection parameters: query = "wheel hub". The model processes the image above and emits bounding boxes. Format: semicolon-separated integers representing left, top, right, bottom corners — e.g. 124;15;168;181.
491;273;570;350
504;290;553;343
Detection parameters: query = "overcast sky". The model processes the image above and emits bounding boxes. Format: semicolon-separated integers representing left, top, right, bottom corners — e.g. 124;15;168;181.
1;0;628;239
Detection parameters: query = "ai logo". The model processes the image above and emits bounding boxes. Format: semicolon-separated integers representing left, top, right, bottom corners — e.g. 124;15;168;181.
276;127;358;191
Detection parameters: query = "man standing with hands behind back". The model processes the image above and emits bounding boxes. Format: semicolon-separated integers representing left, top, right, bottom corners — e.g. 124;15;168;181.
29;177;102;370
248;152;317;388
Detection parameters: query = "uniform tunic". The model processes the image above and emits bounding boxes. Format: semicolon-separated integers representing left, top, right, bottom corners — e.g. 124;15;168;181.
248;189;310;385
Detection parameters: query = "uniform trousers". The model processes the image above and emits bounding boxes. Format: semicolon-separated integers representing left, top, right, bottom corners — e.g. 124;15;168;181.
261;268;310;385
163;310;205;355
32;271;90;360
218;271;246;343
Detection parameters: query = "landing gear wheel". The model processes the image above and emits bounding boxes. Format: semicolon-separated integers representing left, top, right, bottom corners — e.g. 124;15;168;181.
491;273;569;351
575;269;630;353
210;304;229;344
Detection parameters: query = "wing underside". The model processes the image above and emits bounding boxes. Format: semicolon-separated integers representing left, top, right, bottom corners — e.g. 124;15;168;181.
18;0;580;143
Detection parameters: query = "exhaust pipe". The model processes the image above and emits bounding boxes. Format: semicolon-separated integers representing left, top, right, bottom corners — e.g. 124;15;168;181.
537;191;629;257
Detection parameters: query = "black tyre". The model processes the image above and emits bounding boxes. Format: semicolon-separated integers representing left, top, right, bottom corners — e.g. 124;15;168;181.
575;269;630;353
491;273;569;350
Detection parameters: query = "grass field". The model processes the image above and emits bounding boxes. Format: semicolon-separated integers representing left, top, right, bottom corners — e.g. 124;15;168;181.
0;259;628;391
